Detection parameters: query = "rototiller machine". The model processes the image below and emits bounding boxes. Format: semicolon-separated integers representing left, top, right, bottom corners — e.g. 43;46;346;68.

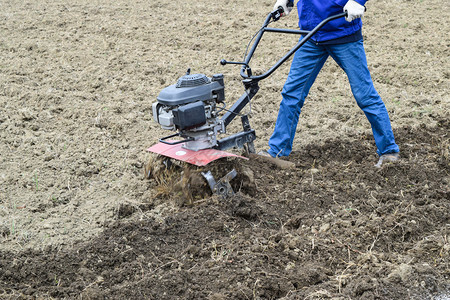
146;8;348;199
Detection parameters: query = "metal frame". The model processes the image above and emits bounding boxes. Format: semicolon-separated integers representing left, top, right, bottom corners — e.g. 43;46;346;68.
217;11;347;152
239;12;347;81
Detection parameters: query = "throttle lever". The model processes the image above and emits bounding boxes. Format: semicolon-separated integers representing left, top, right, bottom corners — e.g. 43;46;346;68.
271;7;283;22
271;1;294;22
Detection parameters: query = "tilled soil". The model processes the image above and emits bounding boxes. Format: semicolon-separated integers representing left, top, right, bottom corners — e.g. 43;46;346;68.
0;0;449;299
1;120;448;299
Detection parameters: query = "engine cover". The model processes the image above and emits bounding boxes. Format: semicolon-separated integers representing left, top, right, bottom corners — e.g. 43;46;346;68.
172;101;206;130
152;73;226;151
157;73;225;106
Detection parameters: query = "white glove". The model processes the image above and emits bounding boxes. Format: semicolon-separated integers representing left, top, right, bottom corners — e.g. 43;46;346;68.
343;0;365;22
273;0;293;17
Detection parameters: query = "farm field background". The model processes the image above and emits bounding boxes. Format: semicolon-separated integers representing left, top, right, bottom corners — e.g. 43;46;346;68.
0;0;448;298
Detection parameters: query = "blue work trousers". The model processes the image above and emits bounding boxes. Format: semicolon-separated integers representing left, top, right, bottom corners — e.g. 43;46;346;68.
268;39;399;157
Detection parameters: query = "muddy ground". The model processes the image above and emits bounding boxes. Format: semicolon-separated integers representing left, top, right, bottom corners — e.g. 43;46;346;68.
0;0;449;299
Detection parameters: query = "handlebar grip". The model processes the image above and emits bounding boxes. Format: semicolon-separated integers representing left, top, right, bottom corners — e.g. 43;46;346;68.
271;7;283;22
344;6;367;18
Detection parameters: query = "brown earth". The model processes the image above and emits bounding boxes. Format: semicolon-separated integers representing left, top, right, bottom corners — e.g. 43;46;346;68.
0;0;449;299
1;120;449;299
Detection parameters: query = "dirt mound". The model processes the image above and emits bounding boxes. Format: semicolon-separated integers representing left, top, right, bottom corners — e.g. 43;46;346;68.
1;121;448;299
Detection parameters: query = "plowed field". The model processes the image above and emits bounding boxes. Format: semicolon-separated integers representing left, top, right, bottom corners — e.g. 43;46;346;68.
0;0;448;299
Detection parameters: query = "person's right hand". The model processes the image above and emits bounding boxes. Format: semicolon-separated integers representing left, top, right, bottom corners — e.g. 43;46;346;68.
273;0;293;17
343;0;365;22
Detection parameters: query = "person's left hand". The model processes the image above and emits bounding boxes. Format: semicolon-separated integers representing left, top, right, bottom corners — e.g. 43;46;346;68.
273;0;293;17
343;0;365;22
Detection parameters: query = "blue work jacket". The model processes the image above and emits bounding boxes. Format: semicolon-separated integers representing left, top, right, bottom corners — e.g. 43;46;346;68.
294;0;367;42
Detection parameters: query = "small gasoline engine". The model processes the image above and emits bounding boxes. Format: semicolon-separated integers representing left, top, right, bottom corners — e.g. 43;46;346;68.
152;71;227;152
